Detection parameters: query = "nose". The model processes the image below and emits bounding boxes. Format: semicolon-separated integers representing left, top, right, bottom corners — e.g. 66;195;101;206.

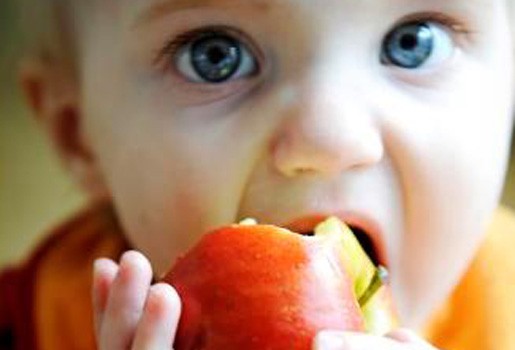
271;83;384;178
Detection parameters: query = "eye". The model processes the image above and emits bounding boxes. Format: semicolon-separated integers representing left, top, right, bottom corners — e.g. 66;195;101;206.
381;21;454;69
175;32;258;83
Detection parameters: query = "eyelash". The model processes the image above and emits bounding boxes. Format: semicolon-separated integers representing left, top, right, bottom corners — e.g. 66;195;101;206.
154;26;260;77
395;11;474;37
153;12;473;75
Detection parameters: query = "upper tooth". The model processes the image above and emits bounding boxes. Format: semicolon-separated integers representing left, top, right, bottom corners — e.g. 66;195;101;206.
239;218;258;225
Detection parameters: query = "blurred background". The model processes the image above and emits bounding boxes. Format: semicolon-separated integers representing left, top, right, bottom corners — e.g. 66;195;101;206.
2;0;515;268
0;1;85;267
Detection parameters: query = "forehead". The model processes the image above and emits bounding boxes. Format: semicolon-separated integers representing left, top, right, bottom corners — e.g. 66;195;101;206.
132;0;271;26
128;0;498;25
141;0;273;12
133;0;495;11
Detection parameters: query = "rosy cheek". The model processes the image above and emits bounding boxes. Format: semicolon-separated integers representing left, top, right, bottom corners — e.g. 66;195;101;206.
166;178;216;244
172;186;203;220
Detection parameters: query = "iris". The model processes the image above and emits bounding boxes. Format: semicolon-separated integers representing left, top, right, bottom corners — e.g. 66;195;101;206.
382;22;434;69
190;34;242;83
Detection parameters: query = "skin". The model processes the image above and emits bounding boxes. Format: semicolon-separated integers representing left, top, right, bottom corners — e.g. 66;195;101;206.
20;0;515;348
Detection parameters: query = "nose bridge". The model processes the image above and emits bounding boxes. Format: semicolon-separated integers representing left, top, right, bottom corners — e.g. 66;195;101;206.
295;78;367;146
271;73;384;177
290;40;374;134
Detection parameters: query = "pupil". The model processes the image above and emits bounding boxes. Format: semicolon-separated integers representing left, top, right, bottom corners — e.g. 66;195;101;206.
400;34;417;50
207;47;226;64
191;34;242;83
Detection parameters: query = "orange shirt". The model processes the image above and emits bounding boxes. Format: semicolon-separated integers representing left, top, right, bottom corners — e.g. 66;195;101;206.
1;203;515;350
423;206;515;349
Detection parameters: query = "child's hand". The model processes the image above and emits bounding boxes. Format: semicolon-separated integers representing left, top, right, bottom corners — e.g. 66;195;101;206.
92;251;181;350
313;329;437;350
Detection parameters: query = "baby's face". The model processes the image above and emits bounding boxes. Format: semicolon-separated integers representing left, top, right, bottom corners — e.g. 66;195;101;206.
79;0;513;327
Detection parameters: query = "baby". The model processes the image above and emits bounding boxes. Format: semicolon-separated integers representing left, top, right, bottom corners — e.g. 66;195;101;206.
2;0;515;349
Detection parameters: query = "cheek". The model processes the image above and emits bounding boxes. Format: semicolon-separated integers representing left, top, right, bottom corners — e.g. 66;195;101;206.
86;99;269;272
382;65;513;325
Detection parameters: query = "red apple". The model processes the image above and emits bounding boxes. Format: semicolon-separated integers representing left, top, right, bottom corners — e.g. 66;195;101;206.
162;217;398;350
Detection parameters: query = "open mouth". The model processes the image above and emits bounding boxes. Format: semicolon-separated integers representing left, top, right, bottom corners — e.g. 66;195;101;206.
294;224;383;267
350;226;381;267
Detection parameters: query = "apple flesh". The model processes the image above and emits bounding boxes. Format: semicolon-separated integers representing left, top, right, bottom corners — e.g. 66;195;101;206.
162;217;398;350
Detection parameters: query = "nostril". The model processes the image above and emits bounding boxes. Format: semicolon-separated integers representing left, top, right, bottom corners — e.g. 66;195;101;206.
293;167;317;176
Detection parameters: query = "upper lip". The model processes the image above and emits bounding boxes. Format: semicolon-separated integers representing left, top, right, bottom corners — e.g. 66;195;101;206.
282;212;389;267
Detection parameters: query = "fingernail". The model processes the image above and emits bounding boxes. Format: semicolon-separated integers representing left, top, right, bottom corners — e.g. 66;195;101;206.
120;250;133;264
120;250;146;268
93;258;108;274
92;260;100;283
314;331;346;350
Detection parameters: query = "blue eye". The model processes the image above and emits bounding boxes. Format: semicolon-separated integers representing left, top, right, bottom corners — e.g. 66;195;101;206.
381;22;454;69
175;33;258;83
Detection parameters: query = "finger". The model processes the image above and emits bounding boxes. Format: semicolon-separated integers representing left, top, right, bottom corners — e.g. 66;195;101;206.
92;258;119;339
313;331;408;350
100;251;153;350
132;283;182;350
386;328;427;344
312;330;347;350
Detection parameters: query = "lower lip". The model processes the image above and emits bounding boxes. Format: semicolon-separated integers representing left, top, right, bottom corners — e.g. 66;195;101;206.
284;213;389;268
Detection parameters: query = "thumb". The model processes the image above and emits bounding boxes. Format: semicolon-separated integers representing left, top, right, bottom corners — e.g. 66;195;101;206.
312;330;348;350
386;328;428;344
313;330;433;350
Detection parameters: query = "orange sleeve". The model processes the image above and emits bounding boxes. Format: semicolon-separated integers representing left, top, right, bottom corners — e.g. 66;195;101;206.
32;203;129;350
0;264;39;350
0;268;17;350
1;202;129;350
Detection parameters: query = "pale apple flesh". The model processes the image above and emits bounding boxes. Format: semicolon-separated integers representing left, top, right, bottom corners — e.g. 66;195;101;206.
313;217;398;334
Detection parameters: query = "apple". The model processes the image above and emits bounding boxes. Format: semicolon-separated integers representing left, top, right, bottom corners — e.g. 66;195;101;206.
162;217;398;350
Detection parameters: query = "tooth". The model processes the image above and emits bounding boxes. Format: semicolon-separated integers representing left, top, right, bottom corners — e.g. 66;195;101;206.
239;218;258;225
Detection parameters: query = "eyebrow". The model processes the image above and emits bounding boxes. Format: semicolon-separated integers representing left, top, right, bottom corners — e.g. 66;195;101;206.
135;0;269;27
135;0;493;29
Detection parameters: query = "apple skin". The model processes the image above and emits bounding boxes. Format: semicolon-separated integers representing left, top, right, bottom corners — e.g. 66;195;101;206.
163;222;393;350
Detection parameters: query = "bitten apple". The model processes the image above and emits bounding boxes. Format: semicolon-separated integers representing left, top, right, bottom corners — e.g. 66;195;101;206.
162;217;397;350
